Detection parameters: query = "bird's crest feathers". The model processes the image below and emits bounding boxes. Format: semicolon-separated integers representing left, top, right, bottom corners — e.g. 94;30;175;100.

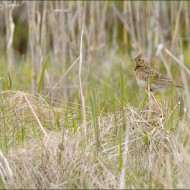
134;52;144;60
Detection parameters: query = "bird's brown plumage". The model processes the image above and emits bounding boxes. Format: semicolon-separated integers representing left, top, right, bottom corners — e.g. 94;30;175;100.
133;53;183;92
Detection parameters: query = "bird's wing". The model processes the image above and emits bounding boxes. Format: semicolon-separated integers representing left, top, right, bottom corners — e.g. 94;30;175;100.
142;69;172;86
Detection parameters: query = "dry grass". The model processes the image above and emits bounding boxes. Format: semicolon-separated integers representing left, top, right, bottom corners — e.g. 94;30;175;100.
0;91;190;189
0;1;190;189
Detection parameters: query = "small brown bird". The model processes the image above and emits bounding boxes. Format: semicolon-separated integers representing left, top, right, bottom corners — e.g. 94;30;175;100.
133;53;183;92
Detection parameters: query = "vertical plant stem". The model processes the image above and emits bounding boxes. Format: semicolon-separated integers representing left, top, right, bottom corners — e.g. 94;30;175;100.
119;123;129;189
120;64;124;121
184;1;190;51
123;1;128;45
79;30;87;140
5;4;15;75
89;93;100;154
27;1;36;92
171;1;183;50
179;53;190;111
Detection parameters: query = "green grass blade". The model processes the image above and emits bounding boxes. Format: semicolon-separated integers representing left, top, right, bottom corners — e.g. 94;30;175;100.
0;176;6;189
8;71;12;89
141;91;148;110
37;59;48;94
89;68;100;153
112;88;118;138
149;72;156;87
89;95;100;153
120;64;124;116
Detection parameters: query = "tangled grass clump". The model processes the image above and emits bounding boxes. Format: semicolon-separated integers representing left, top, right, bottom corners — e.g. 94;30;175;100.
0;91;190;189
0;91;61;151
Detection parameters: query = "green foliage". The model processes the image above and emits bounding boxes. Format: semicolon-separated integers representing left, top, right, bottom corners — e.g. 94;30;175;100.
88;67;101;153
38;58;48;94
141;91;149;110
0;176;6;189
0;1;190;189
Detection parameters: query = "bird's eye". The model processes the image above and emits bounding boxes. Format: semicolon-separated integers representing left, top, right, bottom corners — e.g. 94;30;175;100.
138;59;141;61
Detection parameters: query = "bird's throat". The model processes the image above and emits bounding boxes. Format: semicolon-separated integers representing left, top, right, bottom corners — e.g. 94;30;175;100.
134;65;141;71
134;65;149;71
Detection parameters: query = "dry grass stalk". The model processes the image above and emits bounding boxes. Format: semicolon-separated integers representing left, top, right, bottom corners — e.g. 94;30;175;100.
0;151;13;178
5;4;15;74
79;29;87;139
0;97;189;188
171;1;183;50
0;1;190;189
119;123;129;189
24;94;48;137
27;1;37;91
0;90;60;150
164;48;190;75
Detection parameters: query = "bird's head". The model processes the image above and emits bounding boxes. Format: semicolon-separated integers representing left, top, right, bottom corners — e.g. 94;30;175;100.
134;53;149;68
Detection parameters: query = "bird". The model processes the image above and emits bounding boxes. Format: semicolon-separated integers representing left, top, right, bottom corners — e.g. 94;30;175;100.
133;53;183;93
